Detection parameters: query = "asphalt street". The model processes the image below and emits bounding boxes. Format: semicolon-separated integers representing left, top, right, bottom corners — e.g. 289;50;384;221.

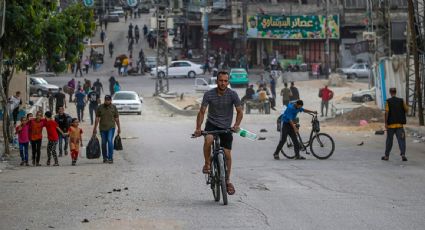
1;9;425;230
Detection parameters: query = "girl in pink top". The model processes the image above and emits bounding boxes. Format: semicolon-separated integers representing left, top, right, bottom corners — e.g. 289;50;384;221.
16;116;30;166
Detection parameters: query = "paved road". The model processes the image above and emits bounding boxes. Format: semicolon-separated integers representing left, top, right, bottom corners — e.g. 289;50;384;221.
1;101;425;229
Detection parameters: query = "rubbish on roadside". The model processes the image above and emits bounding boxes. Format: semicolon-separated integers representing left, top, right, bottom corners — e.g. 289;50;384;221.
82;219;89;223
260;129;268;133
359;120;368;126
357;142;364;146
371;118;379;122
113;188;121;192
375;130;385;135
258;137;266;140
124;187;128;190
237;128;257;140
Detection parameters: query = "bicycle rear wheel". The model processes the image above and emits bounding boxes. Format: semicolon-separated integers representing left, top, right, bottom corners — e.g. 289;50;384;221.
280;138;296;159
310;133;335;159
211;160;220;202
217;153;228;205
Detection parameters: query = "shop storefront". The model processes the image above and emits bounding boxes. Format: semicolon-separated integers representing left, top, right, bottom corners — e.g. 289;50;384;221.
246;14;340;70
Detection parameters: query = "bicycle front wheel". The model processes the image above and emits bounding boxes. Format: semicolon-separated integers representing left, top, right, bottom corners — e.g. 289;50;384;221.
310;133;335;159
280;138;296;159
217;153;228;205
211;160;220;202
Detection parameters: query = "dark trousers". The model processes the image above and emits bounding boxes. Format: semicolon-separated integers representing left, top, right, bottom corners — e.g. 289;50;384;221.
89;103;98;125
19;142;29;162
76;105;85;121
47;141;58;163
58;133;69;155
274;123;300;156
321;100;329;116
12;107;19;125
385;128;406;156
31;139;42;163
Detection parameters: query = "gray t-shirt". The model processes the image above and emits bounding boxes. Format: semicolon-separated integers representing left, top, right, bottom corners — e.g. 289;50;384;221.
201;88;241;129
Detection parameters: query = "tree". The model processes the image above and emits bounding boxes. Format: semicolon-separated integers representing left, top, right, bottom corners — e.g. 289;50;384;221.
0;1;95;156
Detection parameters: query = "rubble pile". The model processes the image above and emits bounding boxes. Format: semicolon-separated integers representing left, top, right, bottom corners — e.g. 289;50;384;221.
327;73;347;87
328;106;384;126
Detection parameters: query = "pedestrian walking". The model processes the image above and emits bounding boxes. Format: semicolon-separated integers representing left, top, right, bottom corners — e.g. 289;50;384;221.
93;78;104;96
83;56;90;74
143;24;148;37
93;95;121;164
46;89;55;112
280;83;292;106
289;82;300;101
16;116;30;166
68;118;83;166
44;111;65;166
67;79;76;102
135;25;140;44
87;87;100;125
108;41;114;58
75;88;86;122
75;59;83;77
273;100;317;160
269;76;276;110
55;107;71;157
124;11;128;23
318;85;333;117
104;18;108;30
83;79;91;94
8;91;22;125
29;111;45;166
100;29;106;43
109;76;116;95
382;88;409;161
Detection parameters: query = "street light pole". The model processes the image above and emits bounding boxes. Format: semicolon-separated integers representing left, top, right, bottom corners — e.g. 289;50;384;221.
325;0;330;78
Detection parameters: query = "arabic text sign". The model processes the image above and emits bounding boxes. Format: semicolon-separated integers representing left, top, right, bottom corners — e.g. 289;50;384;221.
246;15;340;40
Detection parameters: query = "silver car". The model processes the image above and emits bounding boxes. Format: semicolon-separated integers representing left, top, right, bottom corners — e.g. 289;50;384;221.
29;77;59;97
337;63;370;78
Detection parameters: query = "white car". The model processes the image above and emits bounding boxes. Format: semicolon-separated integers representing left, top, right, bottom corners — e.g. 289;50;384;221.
112;91;143;115
193;77;231;92
351;87;376;102
337;63;370;78
151;60;203;78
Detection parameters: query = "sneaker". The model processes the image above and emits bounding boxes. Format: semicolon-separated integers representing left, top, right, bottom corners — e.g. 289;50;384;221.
20;161;25;166
58;153;63;157
53;163;59;166
103;159;108;163
64;151;68;156
25;162;30;166
381;156;389;161
71;160;76;166
36;163;42;166
108;159;113;164
402;156;408;162
273;154;280;160
46;160;50;166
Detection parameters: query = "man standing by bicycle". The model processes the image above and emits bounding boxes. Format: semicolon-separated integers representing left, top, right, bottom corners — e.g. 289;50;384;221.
273;100;316;160
194;71;243;195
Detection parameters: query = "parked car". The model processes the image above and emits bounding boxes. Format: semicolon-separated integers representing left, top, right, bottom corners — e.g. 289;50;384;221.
28;77;59;97
194;77;231;92
229;68;249;87
110;10;125;17
104;13;120;22
30;72;56;78
351;87;376;102
337;63;370;78
112;91;143;115
151;60;203;78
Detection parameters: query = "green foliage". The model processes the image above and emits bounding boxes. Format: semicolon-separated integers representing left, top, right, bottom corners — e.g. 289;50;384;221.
0;1;95;74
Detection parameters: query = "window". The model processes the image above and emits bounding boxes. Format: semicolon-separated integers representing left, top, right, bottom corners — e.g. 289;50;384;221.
180;62;191;67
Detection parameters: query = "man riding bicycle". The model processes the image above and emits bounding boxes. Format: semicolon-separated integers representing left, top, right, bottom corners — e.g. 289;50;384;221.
273;100;317;160
194;71;243;195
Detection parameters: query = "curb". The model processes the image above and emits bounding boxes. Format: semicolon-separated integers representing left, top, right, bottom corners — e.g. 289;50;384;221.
155;97;198;116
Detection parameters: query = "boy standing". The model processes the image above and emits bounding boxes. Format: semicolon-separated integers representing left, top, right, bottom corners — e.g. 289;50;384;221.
45;111;65;166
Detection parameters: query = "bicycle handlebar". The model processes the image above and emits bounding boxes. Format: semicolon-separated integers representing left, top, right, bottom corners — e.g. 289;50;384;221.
191;129;233;138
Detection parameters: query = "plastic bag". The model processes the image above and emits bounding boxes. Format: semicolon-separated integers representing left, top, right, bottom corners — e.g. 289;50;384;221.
86;136;101;159
114;135;123;151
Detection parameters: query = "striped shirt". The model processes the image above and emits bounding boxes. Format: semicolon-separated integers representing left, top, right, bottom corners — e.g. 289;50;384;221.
201;88;241;129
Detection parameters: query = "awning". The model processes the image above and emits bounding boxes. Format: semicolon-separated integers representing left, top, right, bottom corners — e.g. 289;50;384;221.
210;27;232;35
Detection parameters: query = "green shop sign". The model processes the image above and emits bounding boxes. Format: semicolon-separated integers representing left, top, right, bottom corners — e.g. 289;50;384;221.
246;15;340;40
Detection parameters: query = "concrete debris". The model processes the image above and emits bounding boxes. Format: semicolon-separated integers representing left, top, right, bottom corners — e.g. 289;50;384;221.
260;129;268;133
81;219;89;223
327;73;347;87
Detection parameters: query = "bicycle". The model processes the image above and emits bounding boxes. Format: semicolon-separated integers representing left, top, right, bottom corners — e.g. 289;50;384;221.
192;130;231;205
280;112;335;159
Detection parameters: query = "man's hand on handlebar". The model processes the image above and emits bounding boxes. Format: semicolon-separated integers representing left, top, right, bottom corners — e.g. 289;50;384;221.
194;128;202;137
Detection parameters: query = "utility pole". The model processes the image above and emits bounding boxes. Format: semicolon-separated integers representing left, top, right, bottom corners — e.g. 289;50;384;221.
324;0;330;78
407;0;424;125
154;1;170;96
